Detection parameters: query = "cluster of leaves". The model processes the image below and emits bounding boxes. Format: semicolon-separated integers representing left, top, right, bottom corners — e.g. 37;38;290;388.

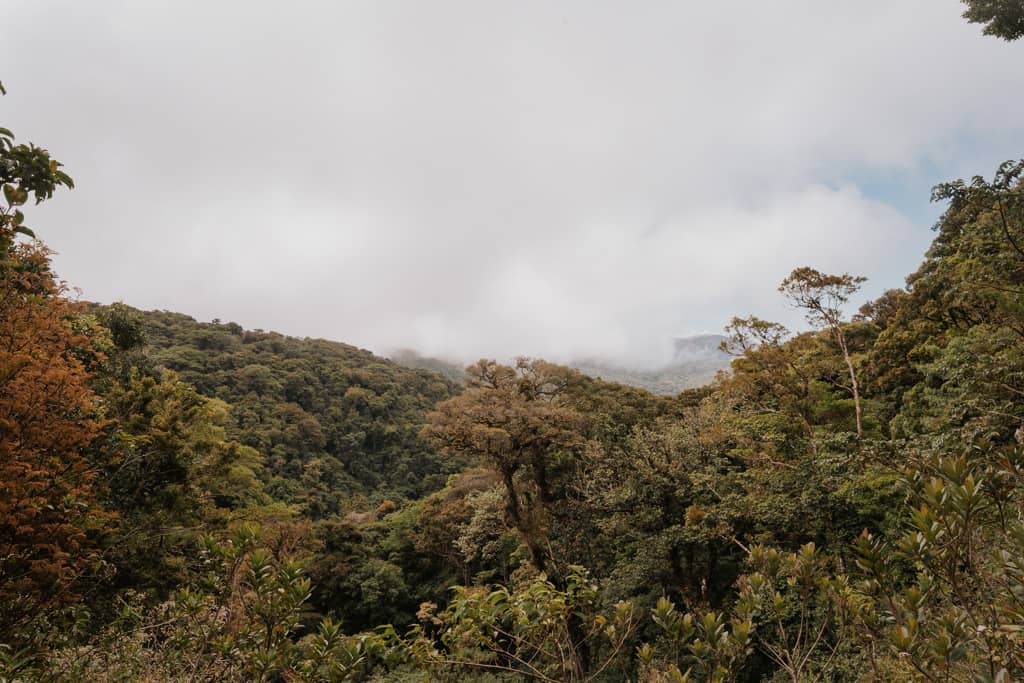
39;526;389;682
405;566;640;682
852;441;1024;680
961;0;1024;41
0;123;73;254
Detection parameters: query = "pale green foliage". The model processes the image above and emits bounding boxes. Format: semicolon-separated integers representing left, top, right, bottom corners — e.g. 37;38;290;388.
404;567;639;682
852;442;1024;681
643;596;752;683
455;485;518;572
643;543;858;683
740;543;860;683
41;527;381;682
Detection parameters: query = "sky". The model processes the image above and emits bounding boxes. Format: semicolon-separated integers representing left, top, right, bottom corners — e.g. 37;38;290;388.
3;1;1023;368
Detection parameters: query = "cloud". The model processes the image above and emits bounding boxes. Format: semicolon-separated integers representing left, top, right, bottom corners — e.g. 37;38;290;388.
3;1;1022;366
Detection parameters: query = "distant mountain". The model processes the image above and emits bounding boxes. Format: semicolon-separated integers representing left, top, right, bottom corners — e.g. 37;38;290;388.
388;349;466;384
389;335;731;396
670;334;731;361
570;334;731;395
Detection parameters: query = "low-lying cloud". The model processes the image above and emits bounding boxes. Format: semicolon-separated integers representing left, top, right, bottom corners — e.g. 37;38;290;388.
3;1;1022;366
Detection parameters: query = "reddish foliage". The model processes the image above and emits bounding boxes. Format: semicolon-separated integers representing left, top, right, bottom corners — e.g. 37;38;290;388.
0;243;114;630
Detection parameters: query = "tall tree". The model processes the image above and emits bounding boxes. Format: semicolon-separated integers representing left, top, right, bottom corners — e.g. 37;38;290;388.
722;316;825;455
421;359;586;573
779;268;867;439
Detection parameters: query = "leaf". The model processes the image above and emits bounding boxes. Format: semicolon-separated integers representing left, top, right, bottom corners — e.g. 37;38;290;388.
55;170;75;189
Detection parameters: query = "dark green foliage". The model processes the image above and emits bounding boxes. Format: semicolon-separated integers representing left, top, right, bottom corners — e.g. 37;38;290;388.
0;118;73;254
307;517;420;633
94;370;266;596
961;0;1024;40
108;308;461;516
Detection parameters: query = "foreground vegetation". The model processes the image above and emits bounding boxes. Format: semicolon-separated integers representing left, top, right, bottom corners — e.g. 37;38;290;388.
3;9;1024;680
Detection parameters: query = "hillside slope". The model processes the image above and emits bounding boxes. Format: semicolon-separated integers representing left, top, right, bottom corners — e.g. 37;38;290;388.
112;308;462;516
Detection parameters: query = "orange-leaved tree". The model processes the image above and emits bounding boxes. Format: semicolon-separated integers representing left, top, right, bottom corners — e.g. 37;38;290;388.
0;111;111;640
0;244;113;637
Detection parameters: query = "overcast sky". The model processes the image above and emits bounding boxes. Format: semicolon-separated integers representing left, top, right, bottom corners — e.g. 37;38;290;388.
3;1;1023;366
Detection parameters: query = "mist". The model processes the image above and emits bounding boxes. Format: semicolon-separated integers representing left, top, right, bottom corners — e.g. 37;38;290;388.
3;1;1023;367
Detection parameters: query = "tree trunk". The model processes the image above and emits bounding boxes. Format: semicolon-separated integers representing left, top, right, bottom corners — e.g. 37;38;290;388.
530;449;553;504
501;467;523;528
836;330;863;439
501;466;547;573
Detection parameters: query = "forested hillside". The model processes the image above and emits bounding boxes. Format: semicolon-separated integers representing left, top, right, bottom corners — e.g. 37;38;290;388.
4;5;1024;680
105;308;461;516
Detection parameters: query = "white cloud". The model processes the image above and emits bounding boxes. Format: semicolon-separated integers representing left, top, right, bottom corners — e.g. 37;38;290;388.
3;1;1022;365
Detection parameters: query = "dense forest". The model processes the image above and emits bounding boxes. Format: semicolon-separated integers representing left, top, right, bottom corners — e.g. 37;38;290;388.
3;5;1024;682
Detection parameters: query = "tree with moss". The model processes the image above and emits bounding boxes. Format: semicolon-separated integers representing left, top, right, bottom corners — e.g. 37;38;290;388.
422;359;588;574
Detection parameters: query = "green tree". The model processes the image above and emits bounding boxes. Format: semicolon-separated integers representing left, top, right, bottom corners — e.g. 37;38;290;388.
779;268;867;439
721;316;827;455
0;119;73;256
421;359;588;574
874;160;1024;440
97;370;265;595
